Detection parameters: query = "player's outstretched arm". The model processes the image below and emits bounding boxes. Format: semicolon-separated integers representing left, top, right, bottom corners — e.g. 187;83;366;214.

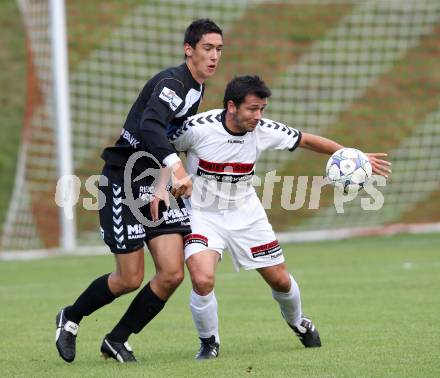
299;132;344;155
299;133;392;178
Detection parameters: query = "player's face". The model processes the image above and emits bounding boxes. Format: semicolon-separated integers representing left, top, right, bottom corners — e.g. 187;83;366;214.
185;33;223;83
229;95;268;133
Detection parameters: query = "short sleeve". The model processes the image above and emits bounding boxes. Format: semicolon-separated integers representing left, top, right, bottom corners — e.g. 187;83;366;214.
256;119;302;152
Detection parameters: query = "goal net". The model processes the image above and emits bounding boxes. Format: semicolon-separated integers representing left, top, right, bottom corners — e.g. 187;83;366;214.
2;0;440;252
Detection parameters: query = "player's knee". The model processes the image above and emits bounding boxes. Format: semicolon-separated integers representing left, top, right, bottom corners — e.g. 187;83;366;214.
270;274;291;293
110;271;144;295
191;273;215;295
121;273;144;293
169;269;185;288
158;269;185;291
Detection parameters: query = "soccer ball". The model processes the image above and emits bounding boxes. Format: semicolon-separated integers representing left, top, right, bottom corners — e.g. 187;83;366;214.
326;148;372;193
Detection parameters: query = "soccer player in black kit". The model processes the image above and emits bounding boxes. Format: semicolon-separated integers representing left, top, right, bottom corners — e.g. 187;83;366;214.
55;19;223;363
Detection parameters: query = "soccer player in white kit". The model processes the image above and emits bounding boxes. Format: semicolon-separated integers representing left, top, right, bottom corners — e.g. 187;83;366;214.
168;75;391;359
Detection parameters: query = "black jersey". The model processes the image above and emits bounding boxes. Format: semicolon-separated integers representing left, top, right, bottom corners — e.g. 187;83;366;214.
101;63;204;179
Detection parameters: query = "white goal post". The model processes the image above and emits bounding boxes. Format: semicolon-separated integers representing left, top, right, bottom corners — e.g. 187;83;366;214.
49;0;76;251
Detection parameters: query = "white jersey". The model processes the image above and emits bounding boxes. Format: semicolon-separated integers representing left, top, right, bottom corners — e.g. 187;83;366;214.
170;109;301;210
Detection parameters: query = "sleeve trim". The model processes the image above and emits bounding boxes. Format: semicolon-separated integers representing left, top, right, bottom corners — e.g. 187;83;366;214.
163;153;181;167
288;130;302;152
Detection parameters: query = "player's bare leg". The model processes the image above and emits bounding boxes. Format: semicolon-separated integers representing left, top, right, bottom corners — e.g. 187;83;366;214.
187;249;219;295
148;233;185;300
186;250;221;359
109;247;145;294
258;263;321;348
102;234;185;363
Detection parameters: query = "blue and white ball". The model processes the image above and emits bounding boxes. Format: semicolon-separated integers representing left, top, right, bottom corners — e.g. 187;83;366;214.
326;148;372;193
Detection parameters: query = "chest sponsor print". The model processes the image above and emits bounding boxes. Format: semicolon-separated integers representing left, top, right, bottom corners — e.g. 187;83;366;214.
197;158;255;183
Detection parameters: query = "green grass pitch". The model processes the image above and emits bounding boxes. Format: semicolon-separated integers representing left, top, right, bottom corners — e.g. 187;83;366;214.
1;233;439;377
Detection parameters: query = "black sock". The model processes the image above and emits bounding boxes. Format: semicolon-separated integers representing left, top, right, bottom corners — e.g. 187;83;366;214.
107;282;166;342
65;273;117;324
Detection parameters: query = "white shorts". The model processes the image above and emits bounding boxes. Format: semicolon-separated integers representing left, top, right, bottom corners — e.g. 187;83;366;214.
184;197;284;271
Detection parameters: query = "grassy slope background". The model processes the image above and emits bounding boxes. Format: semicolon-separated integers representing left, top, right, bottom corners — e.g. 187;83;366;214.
1;1;440;243
1;233;439;377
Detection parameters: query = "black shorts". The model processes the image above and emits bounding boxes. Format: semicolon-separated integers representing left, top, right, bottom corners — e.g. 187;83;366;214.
98;164;191;254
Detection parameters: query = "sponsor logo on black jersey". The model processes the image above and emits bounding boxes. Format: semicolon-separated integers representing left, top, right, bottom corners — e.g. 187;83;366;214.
138;185;154;201
127;224;146;239
250;240;282;258
162;208;189;224
159;87;183;111
120;128;140;149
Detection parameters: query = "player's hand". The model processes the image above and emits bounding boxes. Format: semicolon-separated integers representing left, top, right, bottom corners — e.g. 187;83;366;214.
149;166;172;222
150;185;170;222
366;153;392;178
171;161;192;198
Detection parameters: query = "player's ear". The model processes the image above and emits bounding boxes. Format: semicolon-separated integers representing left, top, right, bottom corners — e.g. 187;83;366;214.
226;100;236;113
184;43;193;58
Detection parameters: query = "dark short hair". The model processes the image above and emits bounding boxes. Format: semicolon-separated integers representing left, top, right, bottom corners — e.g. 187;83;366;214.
223;75;272;108
184;18;223;49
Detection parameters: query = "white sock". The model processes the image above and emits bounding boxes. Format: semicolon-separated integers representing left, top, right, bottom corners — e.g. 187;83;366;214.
272;274;302;327
190;289;220;343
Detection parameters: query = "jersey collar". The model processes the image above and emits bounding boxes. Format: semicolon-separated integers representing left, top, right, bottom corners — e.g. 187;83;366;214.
182;63;204;89
221;110;247;136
